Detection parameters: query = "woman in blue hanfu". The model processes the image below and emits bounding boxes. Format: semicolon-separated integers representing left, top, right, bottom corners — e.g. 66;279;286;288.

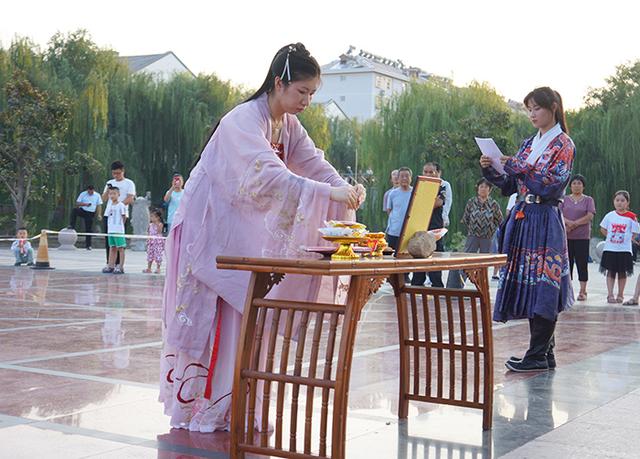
481;87;574;372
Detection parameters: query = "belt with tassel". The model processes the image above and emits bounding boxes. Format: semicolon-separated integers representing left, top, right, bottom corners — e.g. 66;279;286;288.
514;193;561;220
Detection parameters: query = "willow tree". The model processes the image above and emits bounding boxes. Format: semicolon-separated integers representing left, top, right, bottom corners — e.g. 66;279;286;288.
356;80;528;237
569;61;640;226
0;31;244;233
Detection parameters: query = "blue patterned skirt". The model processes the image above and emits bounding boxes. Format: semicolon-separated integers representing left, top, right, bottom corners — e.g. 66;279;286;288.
494;202;574;322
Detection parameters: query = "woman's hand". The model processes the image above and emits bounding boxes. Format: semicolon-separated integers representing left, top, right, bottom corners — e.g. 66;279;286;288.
330;186;359;209
354;184;366;208
479;155;492;169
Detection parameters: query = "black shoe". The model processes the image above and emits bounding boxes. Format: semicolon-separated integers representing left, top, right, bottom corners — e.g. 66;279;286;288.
546;350;556;369
505;358;549;372
492;275;500;280
508;355;556;369
14;262;22;266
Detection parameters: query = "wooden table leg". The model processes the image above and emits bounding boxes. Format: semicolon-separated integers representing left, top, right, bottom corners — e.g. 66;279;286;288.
231;271;281;459
390;273;410;419
392;267;495;431
465;267;494;430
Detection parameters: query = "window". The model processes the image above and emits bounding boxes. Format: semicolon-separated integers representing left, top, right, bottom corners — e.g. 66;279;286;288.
375;75;392;91
340;96;346;102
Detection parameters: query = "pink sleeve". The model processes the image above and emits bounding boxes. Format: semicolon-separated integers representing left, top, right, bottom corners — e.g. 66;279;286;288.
287;117;348;187
588;197;596;214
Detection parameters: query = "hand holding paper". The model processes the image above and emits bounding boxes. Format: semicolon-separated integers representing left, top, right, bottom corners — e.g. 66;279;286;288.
475;137;506;175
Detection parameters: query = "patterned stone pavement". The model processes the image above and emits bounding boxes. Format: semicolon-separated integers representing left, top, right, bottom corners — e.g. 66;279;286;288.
1;257;639;458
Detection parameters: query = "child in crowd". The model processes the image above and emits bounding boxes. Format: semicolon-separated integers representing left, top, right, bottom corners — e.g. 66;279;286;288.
102;187;127;274
599;190;640;303
144;209;165;274
11;227;34;266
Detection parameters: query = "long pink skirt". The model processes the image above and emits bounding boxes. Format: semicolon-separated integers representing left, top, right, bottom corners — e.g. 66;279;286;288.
159;298;242;432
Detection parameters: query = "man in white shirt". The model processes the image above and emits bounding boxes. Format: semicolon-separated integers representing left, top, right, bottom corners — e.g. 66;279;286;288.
101;161;136;264
68;185;103;250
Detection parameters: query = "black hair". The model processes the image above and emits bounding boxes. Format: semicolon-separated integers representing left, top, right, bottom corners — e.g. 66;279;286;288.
614;190;630;202
424;161;441;173
150;208;163;221
570;174;586;188
109;186;120;192
87;185;95;190
17;227;27;232
198;43;321;155
245;42;320;102
398;166;413;176
111;161;124;171
476;177;493;189
524;87;569;134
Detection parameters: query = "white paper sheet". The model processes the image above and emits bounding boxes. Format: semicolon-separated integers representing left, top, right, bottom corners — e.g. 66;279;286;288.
475;137;505;175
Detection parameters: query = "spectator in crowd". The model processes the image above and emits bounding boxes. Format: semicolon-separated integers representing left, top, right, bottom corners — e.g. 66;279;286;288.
383;169;399;214
385;167;413;252
599;190;640;304
163;174;184;231
559;174;596;301
412;162;446;287
101;161;136;268
422;162;453;227
144;209;166;274
68;185;102;250
11;227;34;266
461;178;503;254
102;187;127;274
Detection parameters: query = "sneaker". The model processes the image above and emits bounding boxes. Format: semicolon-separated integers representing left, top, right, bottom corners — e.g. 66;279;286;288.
86;246;92;251
102;266;114;274
491;275;500;280
113;267;124;274
26;262;34;267
14;262;22;267
505;358;549;372
508;354;556;369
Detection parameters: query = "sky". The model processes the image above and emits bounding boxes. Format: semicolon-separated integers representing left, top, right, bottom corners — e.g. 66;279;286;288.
1;0;639;110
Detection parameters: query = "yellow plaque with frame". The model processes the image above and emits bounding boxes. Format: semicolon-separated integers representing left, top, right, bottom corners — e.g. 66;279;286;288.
397;176;442;256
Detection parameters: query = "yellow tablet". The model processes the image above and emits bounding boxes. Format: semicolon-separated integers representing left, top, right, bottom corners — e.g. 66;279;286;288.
397;176;442;255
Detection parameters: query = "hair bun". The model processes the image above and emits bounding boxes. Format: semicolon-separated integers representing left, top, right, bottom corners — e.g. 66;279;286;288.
293;42;309;56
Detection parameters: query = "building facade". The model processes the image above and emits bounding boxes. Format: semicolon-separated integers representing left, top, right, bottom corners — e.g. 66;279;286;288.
119;51;194;82
314;46;432;121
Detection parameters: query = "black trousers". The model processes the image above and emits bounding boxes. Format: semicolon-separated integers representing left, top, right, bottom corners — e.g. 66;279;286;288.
568;239;589;282
411;239;444;287
104;218;122;265
386;234;399;252
523;315;556;362
70;208;96;247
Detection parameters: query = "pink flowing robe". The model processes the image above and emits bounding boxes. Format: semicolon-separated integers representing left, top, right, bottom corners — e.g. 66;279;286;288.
160;94;352;431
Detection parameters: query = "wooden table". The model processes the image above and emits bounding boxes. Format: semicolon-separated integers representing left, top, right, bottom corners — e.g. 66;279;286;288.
216;252;506;459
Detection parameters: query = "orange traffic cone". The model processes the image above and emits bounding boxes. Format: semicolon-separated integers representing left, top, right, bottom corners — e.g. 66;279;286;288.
32;230;54;270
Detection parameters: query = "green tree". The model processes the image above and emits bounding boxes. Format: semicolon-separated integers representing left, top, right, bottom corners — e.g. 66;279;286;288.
0;71;70;229
357;80;528;233
298;104;332;151
570;60;640;227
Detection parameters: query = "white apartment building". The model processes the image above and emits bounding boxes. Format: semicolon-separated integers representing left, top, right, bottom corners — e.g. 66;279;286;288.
314;46;432;121
119;51;195;82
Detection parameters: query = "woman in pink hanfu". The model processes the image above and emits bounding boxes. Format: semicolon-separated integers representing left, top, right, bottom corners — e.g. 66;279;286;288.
160;43;366;432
